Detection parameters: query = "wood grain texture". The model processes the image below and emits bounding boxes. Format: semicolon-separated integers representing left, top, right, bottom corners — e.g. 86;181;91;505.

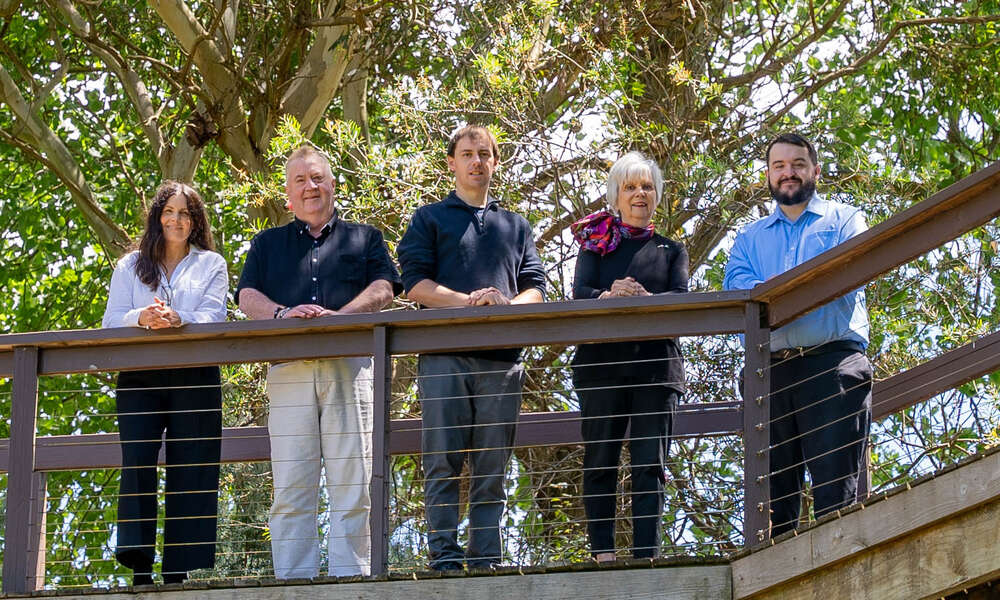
27;471;47;590
42;564;732;600
0;294;749;377
732;450;1000;599
2;346;40;594
736;498;1000;600
872;329;1000;419
0;291;749;353
742;302;771;546
370;326;390;576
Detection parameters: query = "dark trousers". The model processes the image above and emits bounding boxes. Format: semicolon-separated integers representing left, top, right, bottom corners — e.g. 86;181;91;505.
575;377;676;558
418;355;524;570
115;367;222;575
769;350;871;536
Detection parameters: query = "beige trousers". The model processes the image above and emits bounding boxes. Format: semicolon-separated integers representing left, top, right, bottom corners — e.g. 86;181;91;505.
266;358;373;578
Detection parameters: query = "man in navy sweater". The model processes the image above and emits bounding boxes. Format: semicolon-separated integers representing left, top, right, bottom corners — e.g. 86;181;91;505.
397;125;546;571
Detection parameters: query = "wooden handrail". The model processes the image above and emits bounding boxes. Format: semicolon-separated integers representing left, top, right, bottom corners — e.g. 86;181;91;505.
0;291;749;376
0;403;746;473
6;318;998;474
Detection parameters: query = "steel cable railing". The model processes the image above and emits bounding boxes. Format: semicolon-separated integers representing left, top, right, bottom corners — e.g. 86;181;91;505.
13;335;1000;590
7;212;1000;591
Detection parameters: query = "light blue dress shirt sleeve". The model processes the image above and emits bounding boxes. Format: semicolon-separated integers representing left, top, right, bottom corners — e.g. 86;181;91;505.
723;230;764;291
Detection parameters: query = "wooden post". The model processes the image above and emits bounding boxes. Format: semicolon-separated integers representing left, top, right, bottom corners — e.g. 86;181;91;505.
27;471;48;589
743;303;771;547
3;346;40;594
369;326;391;576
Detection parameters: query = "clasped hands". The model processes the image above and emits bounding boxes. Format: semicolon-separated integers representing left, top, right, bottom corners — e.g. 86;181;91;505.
277;304;338;319
598;277;650;299
138;297;182;329
467;287;510;306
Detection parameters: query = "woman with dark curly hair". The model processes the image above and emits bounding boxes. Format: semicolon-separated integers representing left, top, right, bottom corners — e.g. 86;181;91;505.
102;181;228;585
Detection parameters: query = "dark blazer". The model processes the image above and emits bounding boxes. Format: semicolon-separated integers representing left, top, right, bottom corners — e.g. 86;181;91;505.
571;234;689;393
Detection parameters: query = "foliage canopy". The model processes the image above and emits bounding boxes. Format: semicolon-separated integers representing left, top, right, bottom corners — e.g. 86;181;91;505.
1;0;999;586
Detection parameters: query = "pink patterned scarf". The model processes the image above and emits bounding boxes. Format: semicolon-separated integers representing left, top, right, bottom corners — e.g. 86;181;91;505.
570;210;654;255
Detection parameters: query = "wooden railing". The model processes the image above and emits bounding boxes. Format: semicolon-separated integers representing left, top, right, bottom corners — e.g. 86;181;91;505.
1;160;998;594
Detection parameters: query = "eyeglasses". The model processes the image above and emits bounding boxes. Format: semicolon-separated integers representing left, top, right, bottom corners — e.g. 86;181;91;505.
159;279;174;307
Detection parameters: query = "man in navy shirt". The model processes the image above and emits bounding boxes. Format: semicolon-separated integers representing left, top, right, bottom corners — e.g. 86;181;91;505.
237;146;401;578
397;125;546;570
724;133;872;536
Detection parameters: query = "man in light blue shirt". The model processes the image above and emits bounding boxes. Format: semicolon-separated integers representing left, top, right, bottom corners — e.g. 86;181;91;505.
724;133;873;536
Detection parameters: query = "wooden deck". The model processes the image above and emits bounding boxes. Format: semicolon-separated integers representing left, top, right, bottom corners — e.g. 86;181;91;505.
9;561;732;599
732;445;1000;600
15;447;999;600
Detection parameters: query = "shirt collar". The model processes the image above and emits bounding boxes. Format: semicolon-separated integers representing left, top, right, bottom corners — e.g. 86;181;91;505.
445;190;498;211
293;210;339;236
763;192;825;227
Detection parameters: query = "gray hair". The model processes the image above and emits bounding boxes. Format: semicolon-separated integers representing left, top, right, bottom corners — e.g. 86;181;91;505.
605;151;664;215
285;145;332;182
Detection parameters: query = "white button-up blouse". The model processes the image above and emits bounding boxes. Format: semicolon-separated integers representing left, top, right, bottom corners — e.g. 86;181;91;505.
102;246;229;328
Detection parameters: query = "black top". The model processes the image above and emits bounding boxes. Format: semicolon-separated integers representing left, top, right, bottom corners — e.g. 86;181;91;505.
236;213;402;311
571;235;689;392
397;191;547;362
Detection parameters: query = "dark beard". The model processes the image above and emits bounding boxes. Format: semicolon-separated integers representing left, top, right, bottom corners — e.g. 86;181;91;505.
769;178;816;206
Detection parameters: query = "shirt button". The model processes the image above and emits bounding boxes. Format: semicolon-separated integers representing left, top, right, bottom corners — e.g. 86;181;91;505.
312;277;317;281
311;296;317;301
312;258;317;262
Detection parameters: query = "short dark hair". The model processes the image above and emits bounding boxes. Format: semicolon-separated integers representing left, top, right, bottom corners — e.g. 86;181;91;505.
765;133;818;165
446;125;500;161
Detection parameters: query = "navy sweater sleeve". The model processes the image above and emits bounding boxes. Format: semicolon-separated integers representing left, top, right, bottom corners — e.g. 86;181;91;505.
667;242;690;294
397;207;435;294
235;233;266;305
516;221;547;297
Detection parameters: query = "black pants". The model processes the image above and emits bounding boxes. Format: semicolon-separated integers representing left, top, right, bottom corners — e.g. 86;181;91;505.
575;376;677;558
769;350;871;536
115;367;222;576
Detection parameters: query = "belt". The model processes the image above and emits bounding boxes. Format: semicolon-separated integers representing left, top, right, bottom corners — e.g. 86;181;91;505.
770;340;864;361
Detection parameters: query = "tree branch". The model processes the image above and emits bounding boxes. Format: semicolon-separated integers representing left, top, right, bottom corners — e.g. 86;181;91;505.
0;0;19;18
280;1;356;137
149;0;264;173
341;52;371;146
50;1;166;156
765;14;1000;129
0;62;131;256
716;1;848;90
